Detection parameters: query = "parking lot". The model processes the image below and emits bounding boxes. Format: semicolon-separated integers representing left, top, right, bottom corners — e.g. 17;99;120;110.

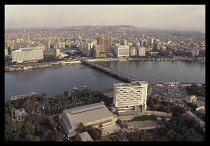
127;120;164;130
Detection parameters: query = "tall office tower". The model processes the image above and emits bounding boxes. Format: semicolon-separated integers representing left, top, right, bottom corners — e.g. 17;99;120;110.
54;48;60;57
130;47;137;56
97;37;111;52
140;39;147;47
153;42;160;51
93;45;101;58
113;81;148;111
138;47;146;56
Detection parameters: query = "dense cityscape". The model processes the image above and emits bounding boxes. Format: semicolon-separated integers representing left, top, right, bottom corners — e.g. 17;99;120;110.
5;5;205;142
5;25;205;72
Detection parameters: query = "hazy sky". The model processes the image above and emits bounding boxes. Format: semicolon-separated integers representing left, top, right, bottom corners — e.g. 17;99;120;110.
5;5;205;31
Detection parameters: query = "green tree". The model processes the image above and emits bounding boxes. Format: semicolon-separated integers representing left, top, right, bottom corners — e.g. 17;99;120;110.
42;130;53;141
22;122;35;136
167;129;177;140
52;132;64;141
175;134;183;141
99;123;103;129
77;122;85;133
63;90;69;97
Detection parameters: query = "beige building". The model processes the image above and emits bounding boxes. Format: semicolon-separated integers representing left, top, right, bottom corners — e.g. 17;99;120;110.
130;47;137;56
36;44;46;50
58;41;66;49
93;45;101;58
5;48;8;56
79;132;94;141
54;48;60;57
186;95;198;103
93;37;112;58
59;102;120;137
97;37;111;52
138;47;146;56
11;108;27;122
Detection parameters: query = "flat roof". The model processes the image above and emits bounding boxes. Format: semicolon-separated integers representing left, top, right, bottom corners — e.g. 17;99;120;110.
64;103;103;115
61;103;115;129
79;132;93;141
18;47;37;50
114;81;148;87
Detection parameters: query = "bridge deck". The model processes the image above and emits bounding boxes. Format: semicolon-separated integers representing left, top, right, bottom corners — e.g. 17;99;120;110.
81;59;140;82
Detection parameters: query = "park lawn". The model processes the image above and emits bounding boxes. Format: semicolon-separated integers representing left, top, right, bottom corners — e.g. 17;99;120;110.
101;89;114;98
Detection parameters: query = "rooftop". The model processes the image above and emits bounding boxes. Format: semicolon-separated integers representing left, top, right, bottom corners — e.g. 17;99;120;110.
61;103;115;129
114;81;148;87
18;47;37;50
79;132;93;141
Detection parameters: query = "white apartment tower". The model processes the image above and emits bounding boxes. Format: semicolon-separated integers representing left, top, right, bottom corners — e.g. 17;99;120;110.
138;47;146;56
113;81;148;111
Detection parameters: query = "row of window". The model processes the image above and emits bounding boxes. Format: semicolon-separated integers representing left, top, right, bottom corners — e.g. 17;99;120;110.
89;119;112;127
118;99;142;101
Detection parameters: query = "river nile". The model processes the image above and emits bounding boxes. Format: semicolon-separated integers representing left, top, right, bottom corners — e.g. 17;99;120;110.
5;60;205;101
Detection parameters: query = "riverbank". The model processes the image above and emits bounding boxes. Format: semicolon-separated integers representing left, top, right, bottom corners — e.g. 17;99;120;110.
5;57;205;72
5;58;118;72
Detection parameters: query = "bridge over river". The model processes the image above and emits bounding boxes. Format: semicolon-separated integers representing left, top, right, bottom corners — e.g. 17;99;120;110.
81;59;140;83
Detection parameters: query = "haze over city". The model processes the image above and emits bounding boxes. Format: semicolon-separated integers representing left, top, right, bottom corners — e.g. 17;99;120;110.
5;5;205;32
5;4;205;142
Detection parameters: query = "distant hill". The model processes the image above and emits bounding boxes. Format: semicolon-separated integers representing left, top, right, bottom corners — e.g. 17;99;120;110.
5;25;204;34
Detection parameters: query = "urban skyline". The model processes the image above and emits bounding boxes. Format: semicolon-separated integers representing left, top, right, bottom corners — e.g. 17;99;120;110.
5;5;205;33
5;4;205;142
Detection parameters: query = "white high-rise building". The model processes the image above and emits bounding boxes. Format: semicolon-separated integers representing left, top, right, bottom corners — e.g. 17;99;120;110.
113;45;129;58
54;48;60;57
58;41;66;49
130;47;137;56
12;47;44;63
138;47;146;56
113;81;148;111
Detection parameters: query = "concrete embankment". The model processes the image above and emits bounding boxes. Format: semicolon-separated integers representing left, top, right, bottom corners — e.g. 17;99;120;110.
5;58;119;72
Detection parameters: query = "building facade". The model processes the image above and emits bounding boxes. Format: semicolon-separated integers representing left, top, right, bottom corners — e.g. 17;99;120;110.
12;47;44;63
93;37;111;58
97;37;111;52
113;45;130;58
59;102;120;137
5;48;8;56
113;81;148;111
54;48;60;57
130;47;137;56
138;47;146;56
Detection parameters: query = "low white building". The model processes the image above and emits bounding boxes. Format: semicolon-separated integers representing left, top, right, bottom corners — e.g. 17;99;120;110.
12;47;44;63
113;45;129;58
